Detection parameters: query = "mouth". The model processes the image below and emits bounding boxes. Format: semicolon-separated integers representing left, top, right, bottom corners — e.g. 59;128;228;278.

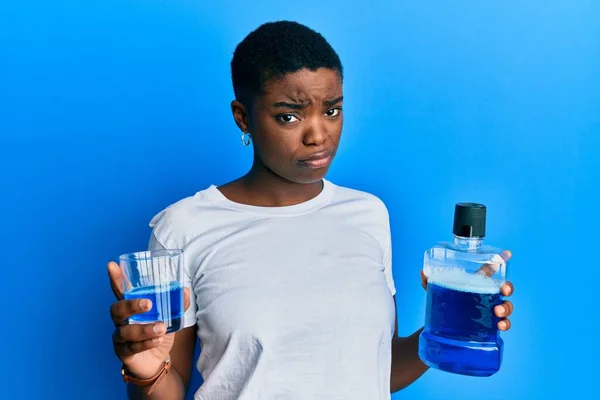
297;150;333;169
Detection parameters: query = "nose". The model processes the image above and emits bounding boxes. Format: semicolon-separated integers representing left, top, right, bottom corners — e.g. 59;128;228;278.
302;118;327;146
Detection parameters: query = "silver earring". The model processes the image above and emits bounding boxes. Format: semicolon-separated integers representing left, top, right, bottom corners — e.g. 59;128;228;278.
241;132;251;146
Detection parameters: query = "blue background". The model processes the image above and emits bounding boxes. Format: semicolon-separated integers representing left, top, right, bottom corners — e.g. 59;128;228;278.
1;1;598;399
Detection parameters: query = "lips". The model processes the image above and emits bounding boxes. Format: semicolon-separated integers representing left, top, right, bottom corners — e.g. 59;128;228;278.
298;150;333;169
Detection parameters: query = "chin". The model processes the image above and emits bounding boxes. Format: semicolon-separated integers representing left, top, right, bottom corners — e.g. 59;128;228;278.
288;170;330;185
267;162;332;185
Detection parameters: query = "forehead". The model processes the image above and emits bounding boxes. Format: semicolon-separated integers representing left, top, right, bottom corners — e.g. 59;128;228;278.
262;68;342;102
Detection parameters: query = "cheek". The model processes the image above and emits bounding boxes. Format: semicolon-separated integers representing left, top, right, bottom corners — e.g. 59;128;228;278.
269;133;298;161
254;122;300;161
328;120;343;143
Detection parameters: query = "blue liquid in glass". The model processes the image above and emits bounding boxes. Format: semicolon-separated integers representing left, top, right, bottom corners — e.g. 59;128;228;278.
419;269;503;377
124;281;184;333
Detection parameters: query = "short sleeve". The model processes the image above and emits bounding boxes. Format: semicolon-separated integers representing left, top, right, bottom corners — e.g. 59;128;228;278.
148;231;198;329
382;238;396;296
380;202;396;297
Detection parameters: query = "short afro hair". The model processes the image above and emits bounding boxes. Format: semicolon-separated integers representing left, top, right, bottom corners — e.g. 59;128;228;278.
231;20;344;105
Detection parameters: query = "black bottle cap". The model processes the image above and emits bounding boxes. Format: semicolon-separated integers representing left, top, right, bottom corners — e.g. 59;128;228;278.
453;203;486;238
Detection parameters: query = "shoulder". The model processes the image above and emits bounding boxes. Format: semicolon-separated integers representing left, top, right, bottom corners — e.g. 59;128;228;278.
148;188;214;247
328;180;389;213
326;180;391;227
326;181;392;250
149;195;199;227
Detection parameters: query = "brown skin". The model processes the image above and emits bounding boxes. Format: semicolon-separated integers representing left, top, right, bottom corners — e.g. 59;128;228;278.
107;68;515;398
391;250;514;391
220;67;343;206
107;263;196;399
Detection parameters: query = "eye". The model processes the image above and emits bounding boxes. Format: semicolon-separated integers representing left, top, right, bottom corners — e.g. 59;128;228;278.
276;114;299;124
325;108;342;118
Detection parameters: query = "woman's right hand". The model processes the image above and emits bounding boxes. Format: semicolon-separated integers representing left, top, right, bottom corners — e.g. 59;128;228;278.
108;261;190;379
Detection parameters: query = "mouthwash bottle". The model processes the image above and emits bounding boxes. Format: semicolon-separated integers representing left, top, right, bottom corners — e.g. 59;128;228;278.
418;203;508;377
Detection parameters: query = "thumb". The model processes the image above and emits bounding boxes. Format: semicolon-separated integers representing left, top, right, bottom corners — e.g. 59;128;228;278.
420;270;428;291
107;261;124;300
183;287;191;311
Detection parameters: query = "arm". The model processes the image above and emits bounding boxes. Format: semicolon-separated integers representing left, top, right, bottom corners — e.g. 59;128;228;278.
390;296;429;393
127;325;197;399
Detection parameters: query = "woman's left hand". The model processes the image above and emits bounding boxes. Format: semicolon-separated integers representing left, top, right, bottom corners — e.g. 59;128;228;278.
420;250;515;331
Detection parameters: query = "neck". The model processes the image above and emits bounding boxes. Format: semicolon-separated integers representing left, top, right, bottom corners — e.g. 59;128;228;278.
453;235;483;250
221;162;324;207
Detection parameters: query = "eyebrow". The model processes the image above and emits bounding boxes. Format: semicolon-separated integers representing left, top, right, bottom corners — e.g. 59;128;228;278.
323;96;343;107
271;96;344;109
271;101;308;110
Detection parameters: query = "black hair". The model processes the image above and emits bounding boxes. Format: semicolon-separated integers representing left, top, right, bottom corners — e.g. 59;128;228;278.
231;20;344;105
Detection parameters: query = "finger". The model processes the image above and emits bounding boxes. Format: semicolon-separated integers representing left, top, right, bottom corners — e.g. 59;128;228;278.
501;250;512;261
184;287;190;311
113;322;166;344
114;336;164;359
498;318;511;331
502;300;514;317
501;281;514;296
477;250;512;277
108;262;124;300
110;298;153;325
420;270;427;290
494;300;514;318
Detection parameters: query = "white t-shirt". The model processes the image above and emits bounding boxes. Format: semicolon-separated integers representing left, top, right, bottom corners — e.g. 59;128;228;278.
148;179;397;400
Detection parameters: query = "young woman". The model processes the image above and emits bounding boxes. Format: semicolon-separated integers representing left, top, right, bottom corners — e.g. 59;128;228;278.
107;20;515;400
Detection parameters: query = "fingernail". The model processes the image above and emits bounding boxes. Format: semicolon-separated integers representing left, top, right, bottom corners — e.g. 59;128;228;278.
140;299;150;309
499;305;506;315
152;337;163;343
154;323;165;334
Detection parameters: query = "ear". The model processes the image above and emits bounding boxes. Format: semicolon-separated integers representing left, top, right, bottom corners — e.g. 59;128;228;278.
231;100;250;133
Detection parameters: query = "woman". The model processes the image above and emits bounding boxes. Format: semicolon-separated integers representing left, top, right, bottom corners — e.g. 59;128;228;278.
108;20;515;399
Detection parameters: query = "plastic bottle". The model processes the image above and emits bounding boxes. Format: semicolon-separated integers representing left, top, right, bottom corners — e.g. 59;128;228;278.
418;203;508;377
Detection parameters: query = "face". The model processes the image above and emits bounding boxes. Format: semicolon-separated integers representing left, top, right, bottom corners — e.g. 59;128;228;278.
232;68;343;184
